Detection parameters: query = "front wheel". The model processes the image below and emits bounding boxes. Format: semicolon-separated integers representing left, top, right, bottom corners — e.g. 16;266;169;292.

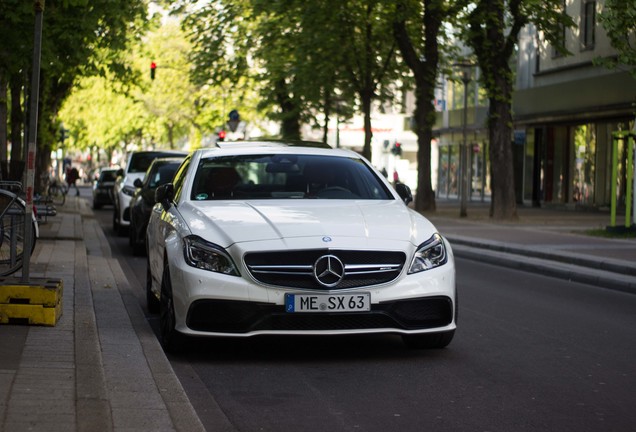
159;264;184;352
146;261;160;314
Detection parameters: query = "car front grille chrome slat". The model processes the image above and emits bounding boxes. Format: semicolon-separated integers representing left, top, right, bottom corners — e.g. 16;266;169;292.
244;250;406;290
248;264;314;275
344;264;402;274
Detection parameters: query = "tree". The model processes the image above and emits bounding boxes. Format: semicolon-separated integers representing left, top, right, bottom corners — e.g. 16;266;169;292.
172;0;404;155
393;0;459;212
598;0;636;77
142;22;199;149
0;0;148;188
0;0;39;179
335;0;403;160
58;75;148;163
460;0;572;220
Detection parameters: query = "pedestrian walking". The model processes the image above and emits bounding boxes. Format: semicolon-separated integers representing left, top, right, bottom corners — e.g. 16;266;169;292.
66;166;80;196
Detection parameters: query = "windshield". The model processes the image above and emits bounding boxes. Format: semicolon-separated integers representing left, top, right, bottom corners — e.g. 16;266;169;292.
129;152;181;173
189;154;393;200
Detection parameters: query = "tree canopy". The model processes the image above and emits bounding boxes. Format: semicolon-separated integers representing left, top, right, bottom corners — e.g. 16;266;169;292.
0;0;148;186
598;0;636;77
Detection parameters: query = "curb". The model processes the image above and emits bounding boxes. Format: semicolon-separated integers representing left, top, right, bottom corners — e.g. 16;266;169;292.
446;235;636;277
451;242;636;295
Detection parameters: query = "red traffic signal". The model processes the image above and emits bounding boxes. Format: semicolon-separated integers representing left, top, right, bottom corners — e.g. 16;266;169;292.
150;61;156;80
218;130;226;141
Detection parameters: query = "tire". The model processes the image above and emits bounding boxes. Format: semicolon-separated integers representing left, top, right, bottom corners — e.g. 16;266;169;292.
130;218;145;256
146;262;160;314
402;330;455;350
112;205;119;233
115;211;127;237
159;264;184;352
128;218;135;247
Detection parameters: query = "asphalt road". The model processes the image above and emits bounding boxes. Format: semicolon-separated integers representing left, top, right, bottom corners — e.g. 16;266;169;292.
92;202;636;432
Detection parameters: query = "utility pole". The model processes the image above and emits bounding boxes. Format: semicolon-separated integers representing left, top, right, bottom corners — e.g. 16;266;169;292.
22;0;44;282
457;62;473;218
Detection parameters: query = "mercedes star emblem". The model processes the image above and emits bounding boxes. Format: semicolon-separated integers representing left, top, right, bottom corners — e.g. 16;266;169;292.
313;254;345;287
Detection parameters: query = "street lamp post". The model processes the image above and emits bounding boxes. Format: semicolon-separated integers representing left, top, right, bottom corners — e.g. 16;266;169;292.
458;62;473;218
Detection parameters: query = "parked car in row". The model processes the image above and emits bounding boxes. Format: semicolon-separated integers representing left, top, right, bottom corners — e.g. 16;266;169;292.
91;167;119;209
146;140;457;352
113;150;187;236
128;156;186;255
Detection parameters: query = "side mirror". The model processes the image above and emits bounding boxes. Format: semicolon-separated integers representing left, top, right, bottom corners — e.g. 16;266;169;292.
155;183;175;210
116;168;124;178
394;182;413;205
133;178;143;188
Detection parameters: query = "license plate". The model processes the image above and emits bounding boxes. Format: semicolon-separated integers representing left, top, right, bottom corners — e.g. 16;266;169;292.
285;293;370;313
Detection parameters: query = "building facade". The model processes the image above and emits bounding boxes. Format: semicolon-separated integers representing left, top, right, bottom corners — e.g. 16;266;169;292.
514;0;635;209
432;0;635;212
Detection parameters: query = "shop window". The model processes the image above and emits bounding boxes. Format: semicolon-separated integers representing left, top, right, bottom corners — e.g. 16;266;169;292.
572;124;596;205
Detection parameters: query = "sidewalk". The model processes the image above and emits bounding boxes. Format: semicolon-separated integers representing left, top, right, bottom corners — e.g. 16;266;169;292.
0;195;205;432
1;195;635;432
425;200;636;293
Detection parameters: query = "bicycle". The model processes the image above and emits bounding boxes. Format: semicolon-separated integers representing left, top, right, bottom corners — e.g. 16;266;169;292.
46;177;68;206
0;183;38;276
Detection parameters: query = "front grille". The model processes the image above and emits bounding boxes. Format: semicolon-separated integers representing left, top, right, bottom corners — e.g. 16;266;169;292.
244;249;406;290
186;296;453;333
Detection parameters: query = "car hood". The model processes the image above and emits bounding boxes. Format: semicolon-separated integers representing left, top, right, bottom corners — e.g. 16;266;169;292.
179;200;438;249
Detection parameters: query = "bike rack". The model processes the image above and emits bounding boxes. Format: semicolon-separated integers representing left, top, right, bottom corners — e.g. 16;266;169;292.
0;181;40;276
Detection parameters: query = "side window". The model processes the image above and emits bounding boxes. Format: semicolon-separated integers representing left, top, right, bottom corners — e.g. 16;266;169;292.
171;157;191;204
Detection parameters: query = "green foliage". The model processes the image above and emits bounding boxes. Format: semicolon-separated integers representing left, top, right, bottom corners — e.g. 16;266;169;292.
0;0;149;180
597;0;636;77
59;75;147;152
168;0;405;146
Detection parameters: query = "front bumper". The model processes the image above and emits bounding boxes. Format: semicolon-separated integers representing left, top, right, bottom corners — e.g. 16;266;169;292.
168;250;456;338
186;296;453;334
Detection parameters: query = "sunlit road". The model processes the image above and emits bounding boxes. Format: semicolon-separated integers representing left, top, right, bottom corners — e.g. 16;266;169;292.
91;200;636;432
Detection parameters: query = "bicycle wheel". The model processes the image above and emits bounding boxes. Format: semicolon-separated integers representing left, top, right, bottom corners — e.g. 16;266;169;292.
0;190;36;276
49;184;66;206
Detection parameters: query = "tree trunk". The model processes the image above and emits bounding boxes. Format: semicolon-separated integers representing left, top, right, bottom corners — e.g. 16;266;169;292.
414;88;436;212
488;88;517;220
393;0;443;212
275;79;301;141
361;90;372;161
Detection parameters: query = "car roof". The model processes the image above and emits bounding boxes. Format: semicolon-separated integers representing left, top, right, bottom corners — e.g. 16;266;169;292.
196;140;360;159
149;156;186;164
216;139;331;150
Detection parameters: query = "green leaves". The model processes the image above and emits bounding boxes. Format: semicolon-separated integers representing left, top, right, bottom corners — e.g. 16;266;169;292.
598;0;636;76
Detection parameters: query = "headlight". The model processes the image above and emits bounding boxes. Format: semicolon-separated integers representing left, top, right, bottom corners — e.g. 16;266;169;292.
408;233;448;274
122;185;136;196
183;236;240;276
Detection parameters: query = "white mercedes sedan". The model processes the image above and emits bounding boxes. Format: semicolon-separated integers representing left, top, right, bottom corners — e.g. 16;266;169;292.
146;140;456;352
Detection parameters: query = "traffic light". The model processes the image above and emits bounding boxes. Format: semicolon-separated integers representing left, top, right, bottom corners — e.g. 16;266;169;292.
218;130;226;142
150;61;156;80
391;142;402;156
